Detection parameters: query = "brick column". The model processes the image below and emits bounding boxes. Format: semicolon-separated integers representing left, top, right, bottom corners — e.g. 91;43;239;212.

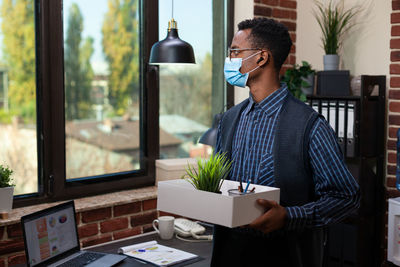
388;2;400;193
382;1;400;266
253;0;297;76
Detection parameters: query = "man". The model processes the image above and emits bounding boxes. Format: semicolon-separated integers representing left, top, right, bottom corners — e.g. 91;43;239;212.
211;18;360;267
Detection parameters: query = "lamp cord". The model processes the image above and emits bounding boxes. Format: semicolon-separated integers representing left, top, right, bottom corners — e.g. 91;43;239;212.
171;0;174;18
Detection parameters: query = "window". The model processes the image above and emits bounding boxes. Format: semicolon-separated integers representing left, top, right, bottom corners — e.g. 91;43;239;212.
9;0;232;207
13;0;158;207
0;0;38;195
63;0;141;179
158;0;234;159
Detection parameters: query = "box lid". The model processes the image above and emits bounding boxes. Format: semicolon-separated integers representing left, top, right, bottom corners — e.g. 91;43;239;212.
389;197;400;206
156;158;198;171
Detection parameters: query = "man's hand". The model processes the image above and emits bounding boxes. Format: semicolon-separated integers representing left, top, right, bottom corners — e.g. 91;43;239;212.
248;199;287;234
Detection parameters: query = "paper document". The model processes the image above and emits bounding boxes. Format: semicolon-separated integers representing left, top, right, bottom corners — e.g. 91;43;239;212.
118;240;198;266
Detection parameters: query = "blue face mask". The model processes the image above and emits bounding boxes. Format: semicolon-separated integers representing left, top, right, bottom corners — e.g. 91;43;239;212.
223;52;261;88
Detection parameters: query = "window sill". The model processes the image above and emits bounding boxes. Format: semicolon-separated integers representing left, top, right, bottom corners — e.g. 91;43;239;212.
0;186;157;227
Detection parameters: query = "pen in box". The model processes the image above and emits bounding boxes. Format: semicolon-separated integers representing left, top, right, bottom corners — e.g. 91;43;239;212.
239;176;243;192
244;179;251;193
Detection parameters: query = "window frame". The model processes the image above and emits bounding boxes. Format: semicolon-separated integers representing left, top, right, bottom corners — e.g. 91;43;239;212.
14;0;159;207
13;0;233;208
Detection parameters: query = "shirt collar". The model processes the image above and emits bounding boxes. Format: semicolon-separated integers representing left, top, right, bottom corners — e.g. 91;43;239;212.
244;84;288;117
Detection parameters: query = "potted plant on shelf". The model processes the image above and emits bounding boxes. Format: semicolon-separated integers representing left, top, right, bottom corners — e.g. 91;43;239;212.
313;0;359;70
0;164;14;218
281;61;315;101
183;152;232;193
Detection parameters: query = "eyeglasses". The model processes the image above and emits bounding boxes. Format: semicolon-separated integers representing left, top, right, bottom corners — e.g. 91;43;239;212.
228;48;264;60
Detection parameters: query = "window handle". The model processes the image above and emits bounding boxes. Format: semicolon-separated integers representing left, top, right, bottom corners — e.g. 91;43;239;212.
47;174;54;197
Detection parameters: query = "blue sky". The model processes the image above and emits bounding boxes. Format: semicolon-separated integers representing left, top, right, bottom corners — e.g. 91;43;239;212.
63;0;212;74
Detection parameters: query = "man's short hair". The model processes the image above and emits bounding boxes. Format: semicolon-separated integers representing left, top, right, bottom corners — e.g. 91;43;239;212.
238;18;292;72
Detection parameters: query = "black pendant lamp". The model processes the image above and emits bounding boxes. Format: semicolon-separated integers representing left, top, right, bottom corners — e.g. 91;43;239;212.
198;113;223;147
149;0;195;65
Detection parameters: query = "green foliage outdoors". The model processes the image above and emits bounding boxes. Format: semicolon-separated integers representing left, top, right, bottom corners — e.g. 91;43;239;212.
0;0;141;122
1;0;36;122
314;0;359;54
0;0;212;128
160;53;213;126
0;109;17;124
64;3;94;120
183;152;232;193
0;165;14;188
102;0;139;115
281;61;315;102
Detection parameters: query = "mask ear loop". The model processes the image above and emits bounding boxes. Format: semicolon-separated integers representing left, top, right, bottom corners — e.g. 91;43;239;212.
247;64;260;74
244;51;266;74
242;51;262;62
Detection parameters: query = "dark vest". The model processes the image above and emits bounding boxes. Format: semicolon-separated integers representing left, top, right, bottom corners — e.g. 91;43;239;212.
211;93;325;267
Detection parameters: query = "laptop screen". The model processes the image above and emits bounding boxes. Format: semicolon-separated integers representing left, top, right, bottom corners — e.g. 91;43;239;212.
22;201;79;266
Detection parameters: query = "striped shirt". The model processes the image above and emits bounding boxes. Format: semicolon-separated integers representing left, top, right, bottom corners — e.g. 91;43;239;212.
216;85;360;230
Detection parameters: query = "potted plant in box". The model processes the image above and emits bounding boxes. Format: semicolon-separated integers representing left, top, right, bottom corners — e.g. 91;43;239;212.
313;0;359;70
0;165;14;218
183;152;232;193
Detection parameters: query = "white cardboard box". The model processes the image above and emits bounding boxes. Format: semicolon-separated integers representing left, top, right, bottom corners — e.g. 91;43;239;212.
157;179;280;228
388;197;400;266
155;158;198;185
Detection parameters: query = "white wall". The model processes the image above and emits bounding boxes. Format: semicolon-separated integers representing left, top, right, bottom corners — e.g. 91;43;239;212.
297;0;390;78
232;0;391;105
233;0;253;104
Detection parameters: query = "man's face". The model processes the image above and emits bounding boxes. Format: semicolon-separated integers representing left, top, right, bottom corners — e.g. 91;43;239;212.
229;29;261;74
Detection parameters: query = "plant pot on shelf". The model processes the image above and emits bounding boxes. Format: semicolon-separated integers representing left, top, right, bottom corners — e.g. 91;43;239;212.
323;54;339;70
301;73;315;96
0;186;14;214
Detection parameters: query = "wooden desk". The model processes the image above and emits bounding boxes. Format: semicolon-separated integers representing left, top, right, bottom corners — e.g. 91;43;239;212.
88;231;213;266
15;230;212;267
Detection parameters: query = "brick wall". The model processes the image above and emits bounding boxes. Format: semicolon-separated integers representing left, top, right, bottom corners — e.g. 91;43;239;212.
0;198;158;267
253;0;297;76
388;1;400;196
384;1;400;265
389;1;400;193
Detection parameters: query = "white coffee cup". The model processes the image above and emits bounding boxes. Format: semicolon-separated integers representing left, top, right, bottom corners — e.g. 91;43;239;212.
152;216;175;239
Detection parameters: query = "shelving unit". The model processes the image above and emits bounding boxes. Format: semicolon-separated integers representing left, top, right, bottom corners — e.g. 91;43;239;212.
307;75;386;267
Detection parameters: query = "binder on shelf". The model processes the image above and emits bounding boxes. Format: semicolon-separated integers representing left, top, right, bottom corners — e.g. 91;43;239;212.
309;101;328;119
322;101;328;120
307;99;357;158
337;102;346;155
346;102;355;158
309;102;317;112
328;102;336;132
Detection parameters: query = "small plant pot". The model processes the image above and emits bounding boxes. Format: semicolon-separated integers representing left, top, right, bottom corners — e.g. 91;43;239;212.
323;54;339;70
301;73;315;96
0;187;14;213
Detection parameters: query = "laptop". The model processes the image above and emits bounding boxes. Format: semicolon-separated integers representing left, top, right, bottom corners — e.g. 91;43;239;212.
21;201;126;267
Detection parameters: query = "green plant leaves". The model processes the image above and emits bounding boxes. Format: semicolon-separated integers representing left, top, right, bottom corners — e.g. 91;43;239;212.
313;0;359;55
0;165;14;188
281;61;314;102
182;152;232;193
